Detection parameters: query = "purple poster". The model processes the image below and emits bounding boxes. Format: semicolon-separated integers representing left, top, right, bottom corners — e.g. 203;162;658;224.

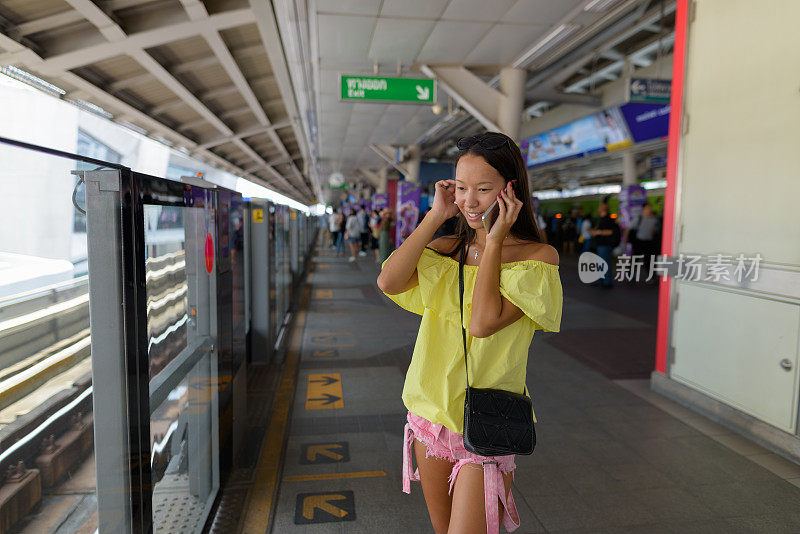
619;103;670;143
395;181;421;246
618;185;647;229
372;194;388;211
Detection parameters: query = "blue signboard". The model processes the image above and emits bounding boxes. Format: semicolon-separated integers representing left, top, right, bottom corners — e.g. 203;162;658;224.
619;103;670;143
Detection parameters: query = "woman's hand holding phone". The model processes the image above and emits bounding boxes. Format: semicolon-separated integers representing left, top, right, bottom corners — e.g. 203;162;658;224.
486;180;523;244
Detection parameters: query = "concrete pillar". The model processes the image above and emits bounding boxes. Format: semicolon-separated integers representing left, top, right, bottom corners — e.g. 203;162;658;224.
378;167;388;194
622;151;637;186
498;67;526;139
405;145;421;183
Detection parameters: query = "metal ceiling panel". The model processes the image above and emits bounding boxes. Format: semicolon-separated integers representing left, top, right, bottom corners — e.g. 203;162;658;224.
463;23;549;65
315;0;382;17
439;0;518;23
501;0;583;25
0;0;73;23
367;17;435;63
218;23;260;50
415;20;493;63
316;13;375;62
379;0;448;19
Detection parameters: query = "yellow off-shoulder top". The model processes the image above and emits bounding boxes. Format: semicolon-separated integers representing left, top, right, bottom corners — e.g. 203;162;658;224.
381;247;563;434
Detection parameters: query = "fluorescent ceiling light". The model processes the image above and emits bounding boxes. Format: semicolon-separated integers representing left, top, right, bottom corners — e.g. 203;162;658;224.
515;24;580;69
0;65;66;97
584;0;624;12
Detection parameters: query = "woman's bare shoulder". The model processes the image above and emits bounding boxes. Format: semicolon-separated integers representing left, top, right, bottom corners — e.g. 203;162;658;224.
428;235;459;254
516;241;559;266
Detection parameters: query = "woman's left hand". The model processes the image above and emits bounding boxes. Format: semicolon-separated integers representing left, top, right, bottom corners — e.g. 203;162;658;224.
487;180;523;244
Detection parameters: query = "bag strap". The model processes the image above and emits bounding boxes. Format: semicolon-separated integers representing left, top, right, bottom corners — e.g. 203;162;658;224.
459;240;470;388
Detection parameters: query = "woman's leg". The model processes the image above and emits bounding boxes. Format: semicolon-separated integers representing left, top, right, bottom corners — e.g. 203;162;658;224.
448;463;513;534
414;440;454;534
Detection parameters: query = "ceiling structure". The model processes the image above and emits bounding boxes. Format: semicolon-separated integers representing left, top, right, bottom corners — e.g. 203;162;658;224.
0;0;317;203
278;0;675;195
0;0;676;203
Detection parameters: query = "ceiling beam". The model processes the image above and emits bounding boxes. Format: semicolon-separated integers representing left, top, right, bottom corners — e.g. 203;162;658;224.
196;120;291;149
15;10;85;36
62;0;126;41
0;8;252;74
57;70;301;198
421;64;503;133
248;0;311;193
129;50;232;136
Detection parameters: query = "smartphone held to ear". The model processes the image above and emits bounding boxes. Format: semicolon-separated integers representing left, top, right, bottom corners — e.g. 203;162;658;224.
481;200;499;233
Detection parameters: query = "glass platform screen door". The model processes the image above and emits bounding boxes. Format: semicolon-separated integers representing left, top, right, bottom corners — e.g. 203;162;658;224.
84;169;220;533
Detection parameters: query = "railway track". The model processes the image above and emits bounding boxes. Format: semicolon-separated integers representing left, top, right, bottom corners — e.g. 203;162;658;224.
0;250;190;532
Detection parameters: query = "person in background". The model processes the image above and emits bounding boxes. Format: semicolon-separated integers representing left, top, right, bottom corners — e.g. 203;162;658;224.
369;209;382;263
357;206;369;256
377;208;394;265
335;208;346;256
590;203;619;288
345;209;362;262
561;208;578;256
633;203;659;282
580;213;593;253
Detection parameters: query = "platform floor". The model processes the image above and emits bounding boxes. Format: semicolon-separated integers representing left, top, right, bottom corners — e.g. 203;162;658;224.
224;247;800;533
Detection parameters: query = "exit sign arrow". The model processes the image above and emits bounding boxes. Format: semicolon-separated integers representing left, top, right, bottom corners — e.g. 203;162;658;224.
416;85;429;100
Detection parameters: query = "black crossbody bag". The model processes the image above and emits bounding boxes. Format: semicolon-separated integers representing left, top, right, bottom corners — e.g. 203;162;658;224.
459;243;536;457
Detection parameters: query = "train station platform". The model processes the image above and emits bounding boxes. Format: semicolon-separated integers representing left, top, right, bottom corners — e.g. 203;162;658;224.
214;244;800;533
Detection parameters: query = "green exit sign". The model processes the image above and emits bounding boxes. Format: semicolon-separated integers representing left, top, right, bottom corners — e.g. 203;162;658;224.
340;75;436;104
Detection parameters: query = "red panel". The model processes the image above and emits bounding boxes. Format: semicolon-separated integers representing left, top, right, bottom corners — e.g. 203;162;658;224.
655;0;689;375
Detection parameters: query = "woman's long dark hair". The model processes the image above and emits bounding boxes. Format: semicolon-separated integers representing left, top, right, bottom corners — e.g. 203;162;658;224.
436;131;544;259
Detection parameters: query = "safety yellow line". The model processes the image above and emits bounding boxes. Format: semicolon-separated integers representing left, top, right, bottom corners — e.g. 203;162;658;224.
283;471;386;482
241;284;310;534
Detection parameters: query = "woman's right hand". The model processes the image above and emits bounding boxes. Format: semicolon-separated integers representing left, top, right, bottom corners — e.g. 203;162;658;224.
430;179;459;220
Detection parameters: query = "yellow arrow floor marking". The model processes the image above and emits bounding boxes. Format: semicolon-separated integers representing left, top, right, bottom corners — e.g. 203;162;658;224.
305;373;343;410
306;444;344;462
302;494;348;519
315;289;333;299
286;470;387;482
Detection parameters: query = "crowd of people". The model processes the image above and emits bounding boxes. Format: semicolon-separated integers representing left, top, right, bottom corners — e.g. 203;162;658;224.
540;201;663;288
324;205;395;264
322;197;662;289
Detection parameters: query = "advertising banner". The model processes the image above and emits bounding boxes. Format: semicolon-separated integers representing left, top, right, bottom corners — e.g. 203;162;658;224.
520;107;632;167
618;184;648;229
395;181;421;246
372;194;388;211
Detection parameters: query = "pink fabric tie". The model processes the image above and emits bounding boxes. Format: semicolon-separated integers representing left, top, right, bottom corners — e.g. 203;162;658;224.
402;422;420;494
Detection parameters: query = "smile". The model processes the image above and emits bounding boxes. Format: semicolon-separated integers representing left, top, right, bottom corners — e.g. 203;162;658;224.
464;210;484;221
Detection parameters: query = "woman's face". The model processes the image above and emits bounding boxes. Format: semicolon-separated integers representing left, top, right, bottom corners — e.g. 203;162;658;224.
454;154;507;229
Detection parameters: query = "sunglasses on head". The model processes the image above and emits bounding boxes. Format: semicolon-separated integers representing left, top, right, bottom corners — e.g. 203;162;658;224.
456;133;509;151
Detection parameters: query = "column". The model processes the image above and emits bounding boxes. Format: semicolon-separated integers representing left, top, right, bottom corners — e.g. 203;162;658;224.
405;145;421;182
498;67;526;139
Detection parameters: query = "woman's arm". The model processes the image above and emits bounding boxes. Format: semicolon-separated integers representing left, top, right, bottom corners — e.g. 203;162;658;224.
377;180;458;294
470;182;558;338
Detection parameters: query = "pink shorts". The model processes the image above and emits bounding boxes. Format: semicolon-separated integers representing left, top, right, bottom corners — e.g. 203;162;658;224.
402;412;520;534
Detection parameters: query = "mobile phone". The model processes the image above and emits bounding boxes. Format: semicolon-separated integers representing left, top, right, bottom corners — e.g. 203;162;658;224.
481;200;499;233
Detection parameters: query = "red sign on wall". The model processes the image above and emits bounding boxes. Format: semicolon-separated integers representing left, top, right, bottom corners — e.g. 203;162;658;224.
204;233;214;273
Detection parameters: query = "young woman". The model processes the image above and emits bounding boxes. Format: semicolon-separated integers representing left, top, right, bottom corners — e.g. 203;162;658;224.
377;132;563;534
